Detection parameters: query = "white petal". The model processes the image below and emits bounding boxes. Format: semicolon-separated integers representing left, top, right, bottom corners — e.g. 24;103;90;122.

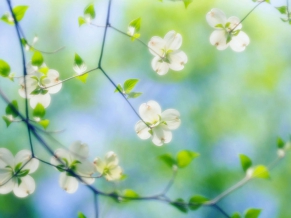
229;31;250;52
69;141;89;159
18;76;38;99
105;166;122;181
13;175;35;198
93;158;105;174
164;30;182;50
148;36;166;57
0;173;14;194
29;93;51;109
45;69;62;94
77;161;95;178
152;125;172;146
105;152;118;167
168;51;188;71
151;56;169;76
135;120;151;139
14;150;39;174
50;148;72;166
0;148;14;168
161;109;181;130
206;8;227;28
227;16;242;31
139;100;162;123
59;172;79;193
209;30;229;50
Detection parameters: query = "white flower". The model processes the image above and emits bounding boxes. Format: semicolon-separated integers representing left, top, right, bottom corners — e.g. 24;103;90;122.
206;8;250;52
0;148;39;198
93;152;123;181
50;141;95;193
148;30;188;75
135;100;181;146
73;64;87;75
127;26;135;37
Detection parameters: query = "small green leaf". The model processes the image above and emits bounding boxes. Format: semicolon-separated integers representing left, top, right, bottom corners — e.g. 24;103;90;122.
6;100;19;118
31;51;44;67
114;84;123;93
226;33;232;44
239;154;252;172
183;0;193;8
231;212;242;218
120;174;127;181
123;79;139;94
129;17;141;32
76;73;88;83
56;164;67;172
244;208;261;218
21;38;28;47
17;169;30;177
122;189;139;202
170;198;188;213
2;116;12;127
33;103;46;118
159;153;177;168
13;6;29;22
127;92;142;99
78;17;86;27
77;212;87;218
215;24;224;28
252;165;270;179
84;4;95;19
14;162;23;172
176;150;199;168
74;53;84;67
189;195;209;210
39;119;50;129
17;178;22;186
0;59;11;77
277;137;285;148
1;14;14;25
276;6;287;14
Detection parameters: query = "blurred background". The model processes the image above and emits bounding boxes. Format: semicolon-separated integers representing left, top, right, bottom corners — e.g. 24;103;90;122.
0;0;291;217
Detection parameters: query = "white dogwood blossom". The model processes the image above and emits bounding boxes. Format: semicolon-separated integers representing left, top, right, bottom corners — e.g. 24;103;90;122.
135;100;181;146
93;152;123;181
206;8;250;52
50;141;95;194
148;30;188;75
18;63;62;109
0;148;39;198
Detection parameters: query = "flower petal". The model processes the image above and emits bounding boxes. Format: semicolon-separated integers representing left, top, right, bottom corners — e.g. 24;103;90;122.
69;141;89;160
152;125;173;146
0;148;14;168
105;152;118;167
105;166;122;181
0;173;14;194
18;76;38;99
93;158;105;174
148;36;166;57
139;100;162;124
13;175;35;198
77;161;95;182
59;172;79;193
30;93;51;109
151;56;169;75
168;51;188;71
227;16;242;31
50;148;72;166
229;31;250;52
209;30;229;50
206;8;227;28
164;30;182;50
135;120;151;140
14;150;39;174
45;69;62;94
161;109;181;130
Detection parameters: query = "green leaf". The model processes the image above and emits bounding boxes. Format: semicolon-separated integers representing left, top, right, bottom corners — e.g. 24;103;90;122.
277;137;285;148
244;208;261;218
14;162;23;172
78;17;86;27
17;169;30;177
13;6;29;22
215;24;224;28
231;212;242;218
74;53;84;67
76;73;88;83
276;6;287;14
189;195;208;210
6;100;19;118
120;174;127;181
17;178;22;186
122;189;139;202
170;198;188;213
176;150;199;168
77;212;87;218
31;51;44;67
114;84;123;93
39;119;50;129
33;103;46;118
129;17;141;32
239;154;252;172
56;164;67;172
0;59;11;77
1;14;14;25
2;116;12;127
252;165;270;179
127;92;142;99
226;33;232;44
183;0;193;8
84;4;95;19
159;153;177;168
123;79;139;94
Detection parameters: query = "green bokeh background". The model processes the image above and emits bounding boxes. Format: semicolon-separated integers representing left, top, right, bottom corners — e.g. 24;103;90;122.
0;0;291;217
